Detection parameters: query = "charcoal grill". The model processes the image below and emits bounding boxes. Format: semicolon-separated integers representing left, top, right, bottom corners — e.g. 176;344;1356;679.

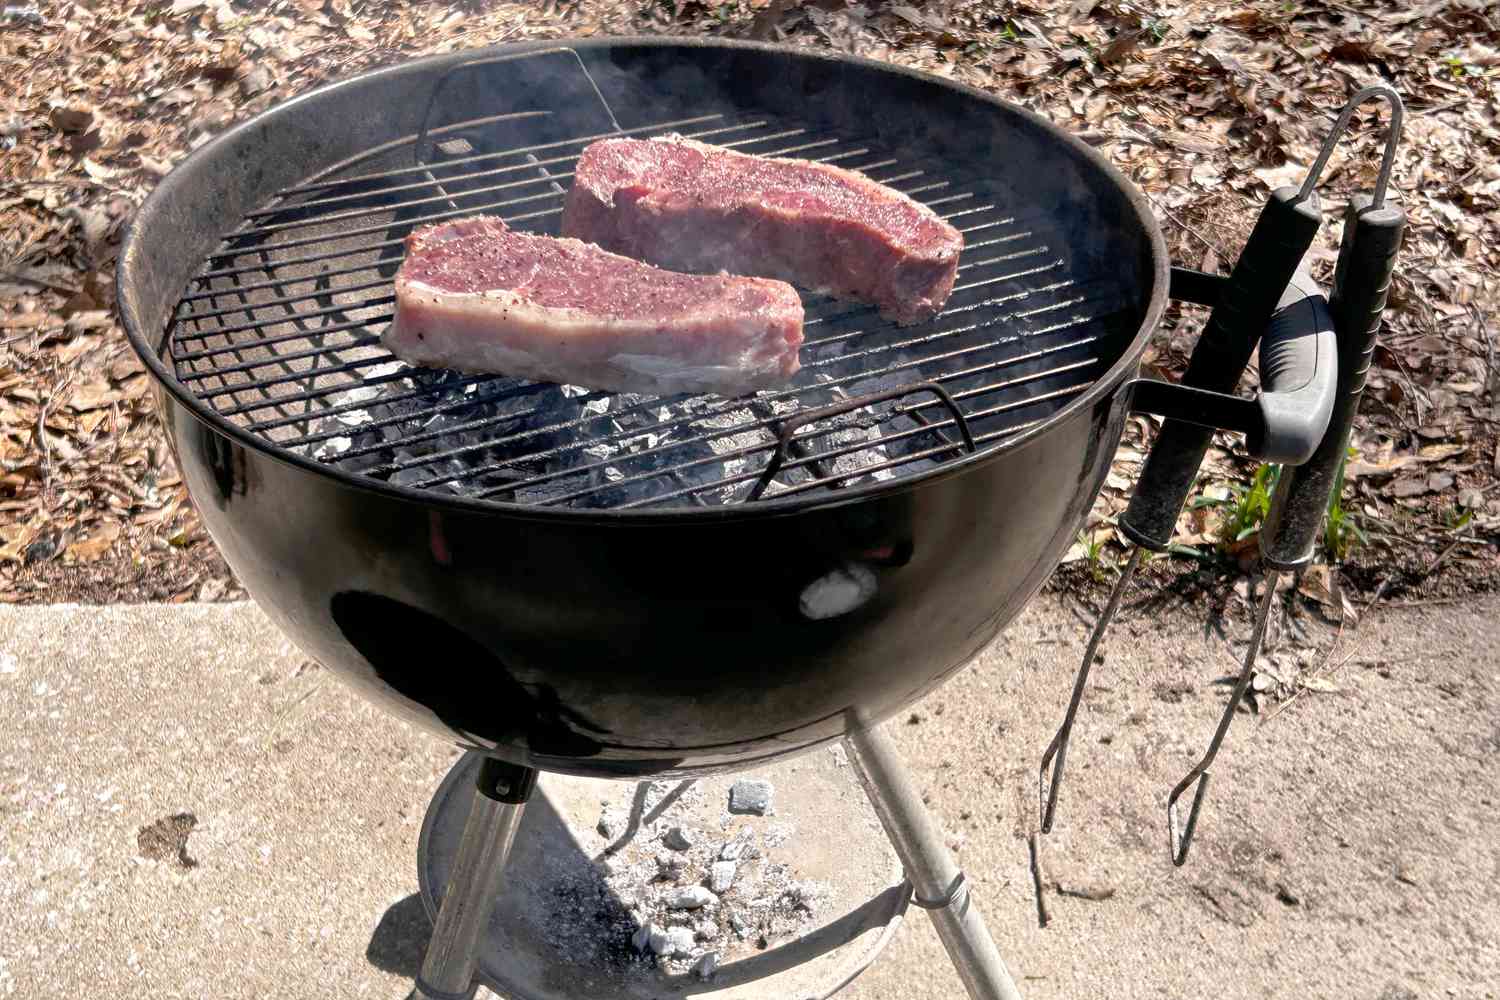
122;41;1192;777
120;39;1400;1000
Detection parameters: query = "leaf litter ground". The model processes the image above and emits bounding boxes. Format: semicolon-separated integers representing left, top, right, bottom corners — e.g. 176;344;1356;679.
1;0;1496;609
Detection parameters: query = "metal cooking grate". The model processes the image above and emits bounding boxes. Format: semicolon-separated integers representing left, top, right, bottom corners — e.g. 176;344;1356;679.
167;105;1130;510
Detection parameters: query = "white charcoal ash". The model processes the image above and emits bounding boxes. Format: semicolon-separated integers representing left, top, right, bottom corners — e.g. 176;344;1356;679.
769;396;802;416
664;926;696;957
537;781;823;977
719;828;756;861
693;951;720;980
709;860;737;894
784;880;828;911
765;823;795;848
583;442;616;462
729;779;774;816
701;407;761;451
716;456;750;502
668;886;717;909
313;435;352;459
828;425;892;481
621;430;666;453
298;336;939;508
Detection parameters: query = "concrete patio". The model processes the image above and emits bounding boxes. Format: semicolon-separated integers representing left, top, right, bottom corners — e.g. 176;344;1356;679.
1;593;1495;999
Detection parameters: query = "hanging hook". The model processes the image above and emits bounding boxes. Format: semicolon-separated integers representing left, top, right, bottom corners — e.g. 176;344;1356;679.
1292;84;1405;210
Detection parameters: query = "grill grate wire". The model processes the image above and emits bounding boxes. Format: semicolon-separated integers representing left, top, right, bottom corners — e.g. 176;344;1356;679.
167;110;1125;510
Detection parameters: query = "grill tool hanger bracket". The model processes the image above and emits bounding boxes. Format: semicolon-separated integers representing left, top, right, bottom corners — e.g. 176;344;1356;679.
1039;84;1404;845
1127;266;1337;464
1167;85;1405;866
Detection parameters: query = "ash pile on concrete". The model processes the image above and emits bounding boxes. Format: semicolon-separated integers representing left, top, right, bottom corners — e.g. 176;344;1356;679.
542;778;827;979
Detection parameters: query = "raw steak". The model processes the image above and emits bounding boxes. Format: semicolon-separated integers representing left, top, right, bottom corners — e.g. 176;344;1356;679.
562;135;963;324
385;217;803;397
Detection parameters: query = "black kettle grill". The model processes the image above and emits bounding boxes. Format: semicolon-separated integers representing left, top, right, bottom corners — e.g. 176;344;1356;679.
118;40;1404;1000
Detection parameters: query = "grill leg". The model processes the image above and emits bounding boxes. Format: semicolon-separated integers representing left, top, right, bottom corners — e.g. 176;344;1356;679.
412;758;538;1000
845;725;1025;1000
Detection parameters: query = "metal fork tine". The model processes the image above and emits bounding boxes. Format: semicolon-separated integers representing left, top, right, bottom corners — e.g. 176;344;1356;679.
1166;572;1279;865
1037;546;1141;834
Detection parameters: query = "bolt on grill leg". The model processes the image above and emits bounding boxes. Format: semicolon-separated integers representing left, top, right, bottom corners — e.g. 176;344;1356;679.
412;758;538;1000
844;725;1025;1000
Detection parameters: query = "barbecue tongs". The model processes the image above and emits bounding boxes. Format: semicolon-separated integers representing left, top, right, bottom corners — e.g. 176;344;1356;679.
1038;86;1406;865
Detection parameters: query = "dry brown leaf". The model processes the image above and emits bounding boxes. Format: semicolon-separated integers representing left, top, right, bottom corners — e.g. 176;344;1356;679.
139;156;175;178
65;377;120;412
59;287;101;318
65;311;114;333
1392;476;1430;498
1099;28;1145;66
0;466;42;495
65;522;121;563
1418;443;1466;461
80;159;119;182
750;0;801;40
55;335;100;365
1328;38;1389;64
49;105;95;134
108;354;145;381
1252;161;1305;191
66;129;105;158
78;409;111;435
1297;564;1335;607
0;512;47;564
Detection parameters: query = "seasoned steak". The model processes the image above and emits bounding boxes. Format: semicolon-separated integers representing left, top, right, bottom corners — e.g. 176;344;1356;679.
561;135;963;324
385;217;803;397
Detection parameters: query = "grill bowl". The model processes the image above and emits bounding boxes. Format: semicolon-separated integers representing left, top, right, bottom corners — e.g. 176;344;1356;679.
120;39;1167;775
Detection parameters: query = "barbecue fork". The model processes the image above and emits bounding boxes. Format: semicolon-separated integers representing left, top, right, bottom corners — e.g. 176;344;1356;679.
1039;86;1406;865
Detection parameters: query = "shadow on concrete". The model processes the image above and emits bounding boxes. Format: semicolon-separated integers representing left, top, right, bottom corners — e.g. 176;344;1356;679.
365;892;433;979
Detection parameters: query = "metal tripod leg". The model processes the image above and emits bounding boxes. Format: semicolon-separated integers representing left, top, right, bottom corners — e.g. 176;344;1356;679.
845;725;1025;1000
412;758;538;1000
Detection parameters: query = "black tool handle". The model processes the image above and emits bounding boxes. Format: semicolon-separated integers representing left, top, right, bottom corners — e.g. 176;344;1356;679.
1121;186;1322;551
1129;270;1336;456
1261;195;1405;569
1244;268;1336;464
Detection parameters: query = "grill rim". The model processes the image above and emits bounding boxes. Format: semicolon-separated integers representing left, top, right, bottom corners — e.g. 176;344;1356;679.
119;36;1171;523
